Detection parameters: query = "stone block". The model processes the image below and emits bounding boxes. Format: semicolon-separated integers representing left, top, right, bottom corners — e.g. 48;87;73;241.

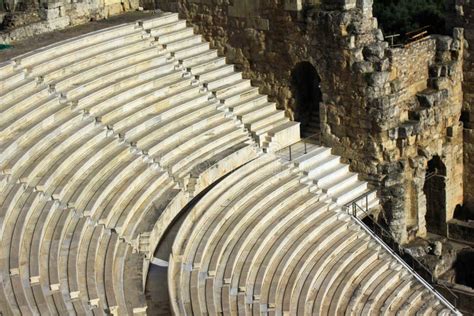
284;0;302;11
353;61;373;73
434;35;453;51
367;71;390;87
46;8;60;19
363;42;386;61
321;0;356;10
453;27;464;41
416;89;448;108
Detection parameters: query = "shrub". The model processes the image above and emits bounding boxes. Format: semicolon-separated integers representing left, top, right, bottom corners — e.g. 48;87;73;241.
373;0;451;38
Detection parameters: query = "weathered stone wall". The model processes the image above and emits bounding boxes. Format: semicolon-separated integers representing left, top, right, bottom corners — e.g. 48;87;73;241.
388;40;436;105
155;0;464;244
0;0;139;43
460;0;474;211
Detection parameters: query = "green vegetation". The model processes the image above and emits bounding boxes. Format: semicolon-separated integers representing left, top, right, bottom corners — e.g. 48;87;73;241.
373;0;452;38
0;44;13;50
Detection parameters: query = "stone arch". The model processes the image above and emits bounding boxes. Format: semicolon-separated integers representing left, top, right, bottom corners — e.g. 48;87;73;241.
290;61;322;138
423;155;447;235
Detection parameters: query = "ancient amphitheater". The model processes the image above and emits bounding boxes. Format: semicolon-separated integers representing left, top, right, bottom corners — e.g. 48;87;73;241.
0;10;463;315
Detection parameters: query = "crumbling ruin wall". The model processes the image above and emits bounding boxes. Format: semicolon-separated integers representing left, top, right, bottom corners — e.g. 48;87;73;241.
460;0;474;212
156;0;464;244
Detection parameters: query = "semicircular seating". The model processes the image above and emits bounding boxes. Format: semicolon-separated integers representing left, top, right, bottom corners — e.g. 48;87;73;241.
0;10;459;316
169;154;456;315
0;11;279;315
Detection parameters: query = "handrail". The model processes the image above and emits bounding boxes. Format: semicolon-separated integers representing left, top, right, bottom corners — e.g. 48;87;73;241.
344;202;461;315
280;132;321;161
386;34;401;47
406;25;430;37
342;189;377;213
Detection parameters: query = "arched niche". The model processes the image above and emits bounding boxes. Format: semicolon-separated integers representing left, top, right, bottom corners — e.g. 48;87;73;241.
423;155;447;235
290;61;322;138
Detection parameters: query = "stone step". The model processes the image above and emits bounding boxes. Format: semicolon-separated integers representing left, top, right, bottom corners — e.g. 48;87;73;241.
157;27;195;44
229;94;268;115
147;19;187;37
0;78;39;109
164;35;203;52
141;12;180;30
315;164;350;187
29;31;149;79
239;103;278;123
212;79;252;98
187;57;227;75
180;49;219;68
52;44;164;92
332;180;369;205
206;72;243;91
15;22;141;68
0;61;15;80
293;146;332;170
197;64;236;83
0;67;26;91
249;111;287;136
305;155;341;179
172;42;210;60
323;172;359;195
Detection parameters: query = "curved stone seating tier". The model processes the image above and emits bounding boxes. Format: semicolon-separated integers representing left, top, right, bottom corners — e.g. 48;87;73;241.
169;154;453;315
0;178;150;315
0;11;457;316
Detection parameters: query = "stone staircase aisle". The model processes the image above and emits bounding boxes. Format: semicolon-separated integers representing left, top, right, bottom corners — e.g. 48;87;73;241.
293;146;379;215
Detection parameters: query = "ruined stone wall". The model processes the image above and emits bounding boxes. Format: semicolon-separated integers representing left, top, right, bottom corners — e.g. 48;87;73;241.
460;1;474;211
153;0;464;244
383;36;463;239
388;40;436;105
340;31;463;242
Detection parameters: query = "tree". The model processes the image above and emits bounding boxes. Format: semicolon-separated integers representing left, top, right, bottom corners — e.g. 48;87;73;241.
373;0;452;38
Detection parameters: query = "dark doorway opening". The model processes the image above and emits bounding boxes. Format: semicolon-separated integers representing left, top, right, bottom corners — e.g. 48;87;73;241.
291;62;322;138
453;204;474;221
454;250;474;289
423;156;447;235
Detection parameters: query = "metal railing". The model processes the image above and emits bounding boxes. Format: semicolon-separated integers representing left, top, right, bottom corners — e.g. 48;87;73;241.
386;34;401;47
342;189;376;217
386;25;432;48
280;132;320;161
343;201;461;314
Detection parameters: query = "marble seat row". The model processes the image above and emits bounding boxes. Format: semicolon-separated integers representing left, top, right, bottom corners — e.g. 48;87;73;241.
169;154;454;315
0;179;149;315
0;12;285;315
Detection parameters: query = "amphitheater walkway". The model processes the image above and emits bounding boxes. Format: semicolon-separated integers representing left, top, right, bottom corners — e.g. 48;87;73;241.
0;11;459;315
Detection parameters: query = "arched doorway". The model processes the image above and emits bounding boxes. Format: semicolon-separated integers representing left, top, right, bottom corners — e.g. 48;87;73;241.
291;62;322;138
423;156;447;235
